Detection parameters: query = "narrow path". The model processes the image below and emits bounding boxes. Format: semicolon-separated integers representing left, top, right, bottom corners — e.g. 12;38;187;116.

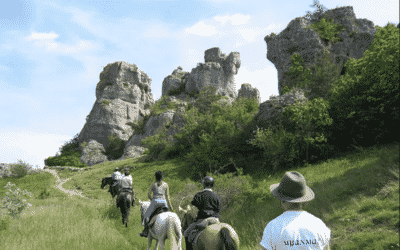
42;169;84;197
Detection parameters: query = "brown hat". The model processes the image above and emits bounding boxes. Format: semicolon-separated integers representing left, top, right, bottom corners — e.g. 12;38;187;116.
270;172;315;203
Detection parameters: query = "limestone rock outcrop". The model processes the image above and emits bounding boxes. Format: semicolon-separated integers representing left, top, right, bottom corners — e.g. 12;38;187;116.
237;83;261;105
185;47;240;105
80;140;109;167
77;61;155;149
162;66;191;97
264;6;378;99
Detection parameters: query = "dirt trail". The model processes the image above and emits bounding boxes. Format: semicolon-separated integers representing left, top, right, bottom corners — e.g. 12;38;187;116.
42;169;84;198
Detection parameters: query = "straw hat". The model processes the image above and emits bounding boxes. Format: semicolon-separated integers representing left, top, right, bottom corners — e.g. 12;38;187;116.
270;172;315;203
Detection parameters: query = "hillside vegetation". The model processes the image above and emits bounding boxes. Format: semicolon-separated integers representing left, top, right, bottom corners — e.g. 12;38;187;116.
1;22;399;250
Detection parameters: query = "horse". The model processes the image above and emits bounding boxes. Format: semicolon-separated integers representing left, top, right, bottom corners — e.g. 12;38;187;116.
116;188;135;227
139;199;183;250
179;205;239;250
101;176;120;199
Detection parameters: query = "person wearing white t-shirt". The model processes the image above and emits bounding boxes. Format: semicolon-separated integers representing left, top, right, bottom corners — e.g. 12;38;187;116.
260;172;331;250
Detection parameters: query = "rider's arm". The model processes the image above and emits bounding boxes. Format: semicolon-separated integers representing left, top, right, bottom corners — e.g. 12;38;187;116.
147;183;153;200
165;185;174;211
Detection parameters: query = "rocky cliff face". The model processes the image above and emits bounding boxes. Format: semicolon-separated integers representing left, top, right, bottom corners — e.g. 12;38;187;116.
77;61;155;149
264;6;378;99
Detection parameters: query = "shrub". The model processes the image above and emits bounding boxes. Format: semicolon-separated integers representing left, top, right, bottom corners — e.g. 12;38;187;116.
45;151;88;168
104;132;126;161
325;22;399;149
246;126;300;173
38;187;51;200
58;133;81;156
9;160;32;178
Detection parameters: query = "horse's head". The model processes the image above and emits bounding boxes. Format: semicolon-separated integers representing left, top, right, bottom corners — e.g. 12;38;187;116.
138;199;151;222
101;178;106;189
179;205;195;232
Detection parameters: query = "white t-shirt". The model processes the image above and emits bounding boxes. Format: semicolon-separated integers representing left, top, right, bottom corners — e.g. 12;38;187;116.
120;175;133;189
260;211;331;250
112;171;123;181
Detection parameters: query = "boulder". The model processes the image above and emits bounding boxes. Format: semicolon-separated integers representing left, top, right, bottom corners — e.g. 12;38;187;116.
77;61;155;150
237;83;261;105
185;47;240;103
252;88;309;133
80;140;109;166
264;6;378;100
162;66;191;96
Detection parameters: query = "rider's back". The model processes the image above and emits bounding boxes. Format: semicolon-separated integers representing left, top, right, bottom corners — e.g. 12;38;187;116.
260;210;331;250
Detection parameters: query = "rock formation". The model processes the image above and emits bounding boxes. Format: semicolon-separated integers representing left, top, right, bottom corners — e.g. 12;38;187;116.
75;47;262;164
264;6;378;99
185;47;241;105
77;61;155;150
237;83;261;105
80;139;109;167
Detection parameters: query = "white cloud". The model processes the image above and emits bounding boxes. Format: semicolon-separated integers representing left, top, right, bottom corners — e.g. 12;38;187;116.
24;31;59;41
214;14;251;25
185;21;218;36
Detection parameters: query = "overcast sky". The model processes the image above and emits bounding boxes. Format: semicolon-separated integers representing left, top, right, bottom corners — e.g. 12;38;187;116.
1;0;398;169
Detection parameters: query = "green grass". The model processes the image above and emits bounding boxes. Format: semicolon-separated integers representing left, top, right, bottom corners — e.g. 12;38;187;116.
0;142;398;250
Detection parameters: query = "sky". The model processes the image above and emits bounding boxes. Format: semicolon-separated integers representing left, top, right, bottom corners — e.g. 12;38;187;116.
0;0;398;169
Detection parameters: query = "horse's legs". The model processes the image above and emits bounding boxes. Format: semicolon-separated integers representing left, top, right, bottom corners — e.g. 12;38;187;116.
157;238;165;250
147;236;153;250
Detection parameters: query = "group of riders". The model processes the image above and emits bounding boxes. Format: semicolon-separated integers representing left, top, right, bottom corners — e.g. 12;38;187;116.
108;167;332;250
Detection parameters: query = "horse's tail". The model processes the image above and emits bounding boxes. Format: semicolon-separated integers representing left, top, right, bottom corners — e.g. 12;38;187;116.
167;214;182;250
220;227;237;250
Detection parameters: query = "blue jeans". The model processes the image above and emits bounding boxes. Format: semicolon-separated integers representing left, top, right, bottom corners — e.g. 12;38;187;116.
143;198;168;224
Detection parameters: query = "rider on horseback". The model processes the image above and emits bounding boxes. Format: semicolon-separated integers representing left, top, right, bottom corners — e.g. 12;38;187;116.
184;176;221;250
139;171;174;238
110;167;123;198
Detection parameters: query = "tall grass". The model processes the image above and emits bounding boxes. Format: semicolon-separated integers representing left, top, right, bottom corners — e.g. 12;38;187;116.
0;142;398;249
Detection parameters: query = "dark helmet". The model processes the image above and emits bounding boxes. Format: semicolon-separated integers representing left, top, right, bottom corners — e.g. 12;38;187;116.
114;167;119;171
124;170;129;176
202;176;214;188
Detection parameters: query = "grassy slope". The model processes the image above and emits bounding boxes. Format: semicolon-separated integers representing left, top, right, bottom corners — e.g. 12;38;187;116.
0;142;398;250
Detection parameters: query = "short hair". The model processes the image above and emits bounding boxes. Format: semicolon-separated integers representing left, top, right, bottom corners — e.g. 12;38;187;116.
124;170;129;176
281;200;303;210
155;171;163;181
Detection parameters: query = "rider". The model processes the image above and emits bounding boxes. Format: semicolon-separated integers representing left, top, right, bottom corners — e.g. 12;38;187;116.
139;171;174;238
110;167;123;197
260;172;331;250
183;176;221;250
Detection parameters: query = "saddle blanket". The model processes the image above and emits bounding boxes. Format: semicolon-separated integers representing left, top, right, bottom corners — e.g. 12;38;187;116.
188;217;220;246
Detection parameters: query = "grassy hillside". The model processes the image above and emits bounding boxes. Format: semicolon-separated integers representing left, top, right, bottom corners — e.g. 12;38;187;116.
1;141;398;249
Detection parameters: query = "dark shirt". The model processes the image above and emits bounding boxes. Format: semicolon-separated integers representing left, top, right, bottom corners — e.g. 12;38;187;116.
191;189;221;220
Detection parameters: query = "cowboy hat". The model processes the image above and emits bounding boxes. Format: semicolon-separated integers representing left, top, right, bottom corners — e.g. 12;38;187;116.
114;167;119;171
270;172;315;203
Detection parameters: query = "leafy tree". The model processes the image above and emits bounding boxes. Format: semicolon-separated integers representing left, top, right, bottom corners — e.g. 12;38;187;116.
58;133;81;156
324;22;399;149
304;0;328;20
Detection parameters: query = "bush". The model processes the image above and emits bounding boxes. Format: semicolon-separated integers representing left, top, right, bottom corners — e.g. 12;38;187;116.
104;132;126;161
58;133;81;156
325;22;399;149
45;151;88;168
9;160;32;178
38;187;51;200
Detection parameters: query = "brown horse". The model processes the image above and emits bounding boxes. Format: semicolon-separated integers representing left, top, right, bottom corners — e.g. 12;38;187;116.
179;205;239;250
116;189;135;227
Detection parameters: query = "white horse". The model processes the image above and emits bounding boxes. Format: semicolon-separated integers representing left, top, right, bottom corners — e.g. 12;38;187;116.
138;199;183;250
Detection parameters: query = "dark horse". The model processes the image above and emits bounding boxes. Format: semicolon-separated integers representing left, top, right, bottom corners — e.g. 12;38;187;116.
116;188;135;227
101;176;120;199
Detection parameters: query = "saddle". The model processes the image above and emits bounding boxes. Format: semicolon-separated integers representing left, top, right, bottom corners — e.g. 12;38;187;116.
187;217;220;246
148;204;169;227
